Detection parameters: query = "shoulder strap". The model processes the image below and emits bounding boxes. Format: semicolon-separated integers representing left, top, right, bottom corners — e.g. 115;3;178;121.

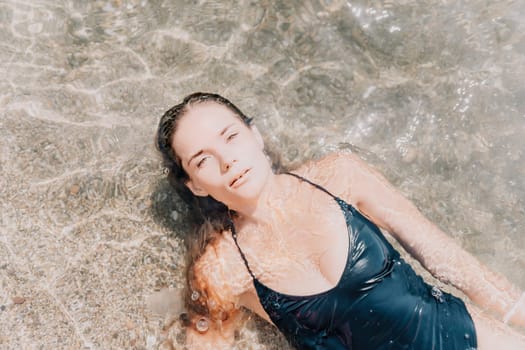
285;172;339;200
228;219;257;280
229;173;339;281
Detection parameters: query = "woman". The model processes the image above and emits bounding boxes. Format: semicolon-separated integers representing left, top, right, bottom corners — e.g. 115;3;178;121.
156;92;525;349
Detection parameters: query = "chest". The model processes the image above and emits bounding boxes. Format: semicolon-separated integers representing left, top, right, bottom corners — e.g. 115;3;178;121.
237;200;351;296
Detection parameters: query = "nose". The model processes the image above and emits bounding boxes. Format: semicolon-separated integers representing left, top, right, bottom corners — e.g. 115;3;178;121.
219;152;236;173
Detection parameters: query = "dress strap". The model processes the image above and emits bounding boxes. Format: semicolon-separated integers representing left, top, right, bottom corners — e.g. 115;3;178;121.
285;172;340;200
228;219;257;280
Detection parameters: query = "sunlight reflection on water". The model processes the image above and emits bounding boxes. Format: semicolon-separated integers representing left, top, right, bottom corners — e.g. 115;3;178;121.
1;0;524;348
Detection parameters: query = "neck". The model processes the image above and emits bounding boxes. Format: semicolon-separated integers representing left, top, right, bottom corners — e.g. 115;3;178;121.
228;172;290;226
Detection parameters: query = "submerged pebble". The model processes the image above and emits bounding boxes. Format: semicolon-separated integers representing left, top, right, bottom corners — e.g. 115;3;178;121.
69;184;80;195
12;296;26;305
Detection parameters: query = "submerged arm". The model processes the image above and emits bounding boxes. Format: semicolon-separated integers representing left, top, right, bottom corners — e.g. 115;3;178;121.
332;152;525;327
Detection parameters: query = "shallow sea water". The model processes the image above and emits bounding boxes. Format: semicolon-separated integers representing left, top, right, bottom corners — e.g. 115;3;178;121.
1;0;524;348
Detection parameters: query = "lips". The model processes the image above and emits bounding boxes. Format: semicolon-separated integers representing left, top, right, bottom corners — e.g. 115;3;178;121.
229;168;250;188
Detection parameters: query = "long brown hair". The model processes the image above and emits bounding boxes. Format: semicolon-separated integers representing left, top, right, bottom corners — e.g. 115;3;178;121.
156;92;277;325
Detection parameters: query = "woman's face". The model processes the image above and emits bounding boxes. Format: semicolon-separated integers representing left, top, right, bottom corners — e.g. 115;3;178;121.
171;102;273;208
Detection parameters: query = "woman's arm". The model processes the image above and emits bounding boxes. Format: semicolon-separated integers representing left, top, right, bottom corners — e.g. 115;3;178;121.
329;152;525;328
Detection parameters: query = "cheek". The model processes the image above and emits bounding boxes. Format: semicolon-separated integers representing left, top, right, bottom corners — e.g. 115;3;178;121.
192;163;223;187
239;141;264;161
251;146;270;165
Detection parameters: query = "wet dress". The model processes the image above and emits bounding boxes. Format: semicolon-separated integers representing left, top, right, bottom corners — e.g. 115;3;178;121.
230;173;477;350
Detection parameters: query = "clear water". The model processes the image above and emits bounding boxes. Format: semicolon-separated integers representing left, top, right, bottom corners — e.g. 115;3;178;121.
1;0;524;348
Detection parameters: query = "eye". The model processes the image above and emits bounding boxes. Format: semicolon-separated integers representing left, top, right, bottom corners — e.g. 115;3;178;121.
196;156;209;168
226;132;239;141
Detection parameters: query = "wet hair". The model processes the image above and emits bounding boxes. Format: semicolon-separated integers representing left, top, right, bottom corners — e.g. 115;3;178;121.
156;92;257;325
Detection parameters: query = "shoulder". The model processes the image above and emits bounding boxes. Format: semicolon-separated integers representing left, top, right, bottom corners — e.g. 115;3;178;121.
291;151;366;202
193;231;253;313
295;151;365;177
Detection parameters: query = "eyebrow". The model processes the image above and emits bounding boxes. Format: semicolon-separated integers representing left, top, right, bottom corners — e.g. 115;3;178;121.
187;150;204;167
220;123;235;136
186;123;236;167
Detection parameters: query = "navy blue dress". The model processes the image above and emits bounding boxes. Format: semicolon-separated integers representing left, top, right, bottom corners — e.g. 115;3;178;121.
230;173;477;349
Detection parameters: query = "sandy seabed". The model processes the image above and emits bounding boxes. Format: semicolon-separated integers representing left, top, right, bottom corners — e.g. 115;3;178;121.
1;0;524;349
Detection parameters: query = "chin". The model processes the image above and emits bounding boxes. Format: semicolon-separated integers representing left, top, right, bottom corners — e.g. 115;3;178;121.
231;166;271;200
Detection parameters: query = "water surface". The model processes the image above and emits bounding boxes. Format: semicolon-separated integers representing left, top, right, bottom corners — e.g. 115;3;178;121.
1;0;524;348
